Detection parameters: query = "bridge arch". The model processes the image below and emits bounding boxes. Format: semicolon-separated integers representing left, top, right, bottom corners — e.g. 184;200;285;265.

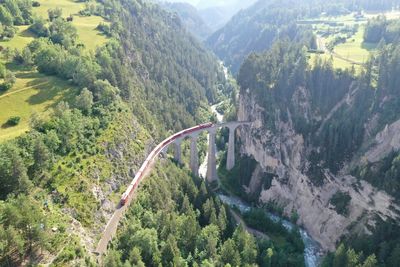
165;121;251;182
95;121;251;256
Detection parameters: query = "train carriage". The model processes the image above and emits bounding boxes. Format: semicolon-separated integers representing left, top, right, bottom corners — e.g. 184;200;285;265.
120;122;214;206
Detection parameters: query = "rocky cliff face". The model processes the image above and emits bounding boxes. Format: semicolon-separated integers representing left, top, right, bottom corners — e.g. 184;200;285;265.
237;87;400;251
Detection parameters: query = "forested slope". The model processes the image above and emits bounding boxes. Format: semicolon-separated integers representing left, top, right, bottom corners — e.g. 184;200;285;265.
113;0;227;132
106;161;305;267
0;0;227;265
160;2;211;40
207;0;400;73
234;20;400;266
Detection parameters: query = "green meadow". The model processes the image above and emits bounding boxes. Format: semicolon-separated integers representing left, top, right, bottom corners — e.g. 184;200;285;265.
0;67;77;142
35;0;109;50
0;0;109;141
305;11;399;70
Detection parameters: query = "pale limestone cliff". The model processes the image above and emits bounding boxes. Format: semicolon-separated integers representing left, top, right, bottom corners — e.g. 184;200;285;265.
237;88;400;251
366;120;400;163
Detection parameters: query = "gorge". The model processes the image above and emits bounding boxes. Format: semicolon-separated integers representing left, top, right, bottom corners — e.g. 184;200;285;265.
1;0;400;266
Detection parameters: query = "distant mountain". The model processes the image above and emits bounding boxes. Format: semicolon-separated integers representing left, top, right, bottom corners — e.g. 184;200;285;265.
197;0;257;31
161;2;211;40
196;0;256;11
206;0;302;74
154;0;257;32
207;0;400;73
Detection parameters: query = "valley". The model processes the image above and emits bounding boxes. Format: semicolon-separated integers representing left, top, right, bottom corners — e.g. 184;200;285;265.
1;0;400;266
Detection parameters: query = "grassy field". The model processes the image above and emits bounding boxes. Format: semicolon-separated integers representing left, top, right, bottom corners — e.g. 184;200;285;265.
333;26;375;64
35;0;109;50
34;0;85;18
0;0;108;53
0;26;36;50
309;53;358;71
0;67;77;142
0;0;109;141
73;15;108;50
305;11;400;70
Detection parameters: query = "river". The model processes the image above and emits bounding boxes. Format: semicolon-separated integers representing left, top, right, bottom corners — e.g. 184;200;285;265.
199;64;323;266
198;103;223;178
217;194;323;267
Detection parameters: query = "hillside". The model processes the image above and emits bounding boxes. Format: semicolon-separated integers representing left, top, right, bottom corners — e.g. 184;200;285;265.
2;0;400;266
0;0;228;265
207;0;400;73
106;161;305;266
0;0;109;142
206;0;307;74
159;2;211;40
155;0;257;32
197;0;258;32
231;22;400;266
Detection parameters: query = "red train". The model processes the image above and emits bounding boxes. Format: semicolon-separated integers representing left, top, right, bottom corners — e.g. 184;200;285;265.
120;122;213;206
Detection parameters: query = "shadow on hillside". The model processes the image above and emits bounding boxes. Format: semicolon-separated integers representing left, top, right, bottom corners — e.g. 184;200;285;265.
5;62;34;73
0;88;10;97
361;41;378;51
26;78;77;110
19;28;35;38
16;71;44;80
26;82;63;106
1;121;14;129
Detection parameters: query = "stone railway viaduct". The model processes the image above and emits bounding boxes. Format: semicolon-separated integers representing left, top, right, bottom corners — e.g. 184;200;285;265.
168;121;251;180
95;121;251;256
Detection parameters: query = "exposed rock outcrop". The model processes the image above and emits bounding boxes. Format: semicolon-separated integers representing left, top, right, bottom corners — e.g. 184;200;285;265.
365;120;400;163
237;87;400;251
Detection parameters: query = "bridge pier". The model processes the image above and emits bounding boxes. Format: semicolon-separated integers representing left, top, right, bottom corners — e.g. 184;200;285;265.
160;146;168;158
206;128;218;182
226;125;237;171
189;133;199;176
96;121;252;257
173;138;182;164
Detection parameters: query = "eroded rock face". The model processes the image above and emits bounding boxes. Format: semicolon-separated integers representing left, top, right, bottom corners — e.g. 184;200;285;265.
366;120;400;163
237;88;400;251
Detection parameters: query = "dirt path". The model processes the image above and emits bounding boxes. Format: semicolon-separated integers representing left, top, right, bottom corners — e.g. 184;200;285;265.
0;81;49;100
316;35;363;66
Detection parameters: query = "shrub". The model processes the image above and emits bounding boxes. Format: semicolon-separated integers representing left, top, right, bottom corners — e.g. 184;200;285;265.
4;71;16;85
6;116;21;126
330;191;351;216
14;48;34;66
29;17;49;37
48;8;62;21
0;71;16;91
96;22;111;36
0;63;6;78
0;82;13;91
